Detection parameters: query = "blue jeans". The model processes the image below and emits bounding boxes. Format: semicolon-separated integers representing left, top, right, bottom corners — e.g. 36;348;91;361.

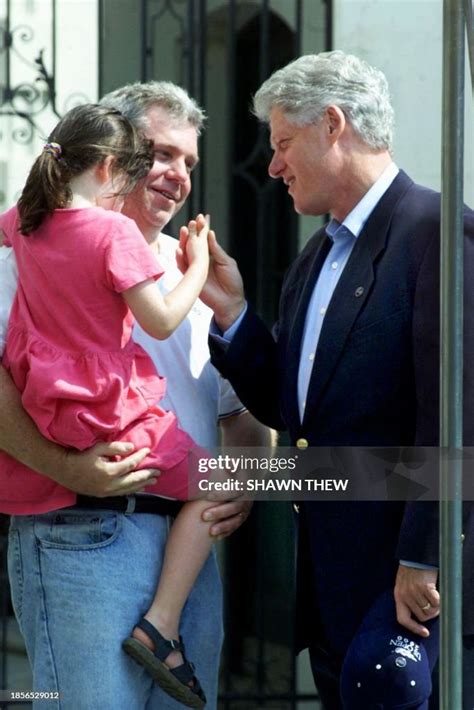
8;509;223;710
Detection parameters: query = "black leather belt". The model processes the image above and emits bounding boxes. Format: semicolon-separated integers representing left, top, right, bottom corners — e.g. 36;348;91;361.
73;494;182;517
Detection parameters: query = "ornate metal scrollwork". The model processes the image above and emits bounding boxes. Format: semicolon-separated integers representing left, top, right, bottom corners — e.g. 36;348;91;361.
0;2;90;144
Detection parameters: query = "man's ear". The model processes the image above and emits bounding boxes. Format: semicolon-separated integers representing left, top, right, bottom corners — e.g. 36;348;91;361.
95;155;116;184
325;105;346;141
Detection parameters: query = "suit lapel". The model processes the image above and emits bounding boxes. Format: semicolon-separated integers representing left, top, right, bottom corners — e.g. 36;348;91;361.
301;170;414;427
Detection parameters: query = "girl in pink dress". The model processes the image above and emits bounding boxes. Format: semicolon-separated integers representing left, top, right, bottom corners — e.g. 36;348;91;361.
2;104;227;708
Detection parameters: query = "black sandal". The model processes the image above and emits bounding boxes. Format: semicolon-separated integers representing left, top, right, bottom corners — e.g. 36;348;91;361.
123;618;206;708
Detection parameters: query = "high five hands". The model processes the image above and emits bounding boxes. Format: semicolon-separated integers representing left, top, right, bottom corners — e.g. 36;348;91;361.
176;214;245;330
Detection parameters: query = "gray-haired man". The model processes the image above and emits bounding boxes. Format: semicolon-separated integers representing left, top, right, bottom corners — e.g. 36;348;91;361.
205;51;474;709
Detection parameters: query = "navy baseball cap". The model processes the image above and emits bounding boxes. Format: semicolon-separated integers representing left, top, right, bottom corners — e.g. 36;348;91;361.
340;589;439;709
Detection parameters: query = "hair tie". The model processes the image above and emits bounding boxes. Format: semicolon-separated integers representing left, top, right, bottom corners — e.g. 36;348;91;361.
43;142;62;159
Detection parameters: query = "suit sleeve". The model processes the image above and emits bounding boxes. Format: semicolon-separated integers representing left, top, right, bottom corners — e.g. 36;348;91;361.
397;205;474;564
209;304;285;430
209;229;327;433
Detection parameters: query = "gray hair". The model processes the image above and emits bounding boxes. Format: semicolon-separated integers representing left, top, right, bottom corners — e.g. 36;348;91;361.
253;51;394;151
100;80;206;135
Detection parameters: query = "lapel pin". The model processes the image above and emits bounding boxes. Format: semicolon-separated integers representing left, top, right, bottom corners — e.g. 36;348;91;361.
355;286;364;298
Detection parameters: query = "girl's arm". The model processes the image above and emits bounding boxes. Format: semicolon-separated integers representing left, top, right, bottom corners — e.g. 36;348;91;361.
123;217;209;340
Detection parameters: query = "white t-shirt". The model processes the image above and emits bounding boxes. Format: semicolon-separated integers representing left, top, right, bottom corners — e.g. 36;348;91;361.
0;247;17;356
0;236;244;449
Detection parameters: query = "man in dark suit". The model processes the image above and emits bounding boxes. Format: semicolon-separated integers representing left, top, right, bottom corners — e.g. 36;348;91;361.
204;51;474;708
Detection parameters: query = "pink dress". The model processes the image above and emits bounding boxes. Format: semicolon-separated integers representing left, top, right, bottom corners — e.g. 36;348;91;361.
0;205;206;513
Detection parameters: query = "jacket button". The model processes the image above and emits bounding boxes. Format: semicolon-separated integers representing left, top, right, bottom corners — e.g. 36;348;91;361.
293;504;300;514
296;438;309;449
461;533;465;542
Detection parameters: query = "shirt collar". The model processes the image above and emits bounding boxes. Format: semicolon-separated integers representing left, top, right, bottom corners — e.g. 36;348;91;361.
326;162;399;241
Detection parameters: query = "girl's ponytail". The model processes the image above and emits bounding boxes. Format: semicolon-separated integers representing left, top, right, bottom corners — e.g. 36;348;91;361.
16;104;153;236
18;143;71;235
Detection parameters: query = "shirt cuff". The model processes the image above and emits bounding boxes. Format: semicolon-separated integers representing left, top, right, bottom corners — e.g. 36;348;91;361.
210;302;248;342
399;559;439;571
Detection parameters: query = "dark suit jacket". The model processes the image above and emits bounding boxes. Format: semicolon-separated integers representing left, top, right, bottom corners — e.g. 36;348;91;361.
211;171;474;654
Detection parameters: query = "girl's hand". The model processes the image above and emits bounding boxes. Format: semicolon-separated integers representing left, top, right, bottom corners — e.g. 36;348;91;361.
176;225;189;273
184;214;210;268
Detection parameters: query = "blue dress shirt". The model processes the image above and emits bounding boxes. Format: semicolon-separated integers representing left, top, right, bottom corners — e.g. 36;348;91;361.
297;161;400;421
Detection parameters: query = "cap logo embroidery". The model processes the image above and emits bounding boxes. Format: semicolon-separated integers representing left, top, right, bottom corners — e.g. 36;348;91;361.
389;636;421;663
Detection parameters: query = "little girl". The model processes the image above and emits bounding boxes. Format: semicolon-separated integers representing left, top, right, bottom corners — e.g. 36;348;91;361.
1;104;229;709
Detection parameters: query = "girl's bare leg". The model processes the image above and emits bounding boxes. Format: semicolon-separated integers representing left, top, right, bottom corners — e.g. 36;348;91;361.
132;498;214;670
